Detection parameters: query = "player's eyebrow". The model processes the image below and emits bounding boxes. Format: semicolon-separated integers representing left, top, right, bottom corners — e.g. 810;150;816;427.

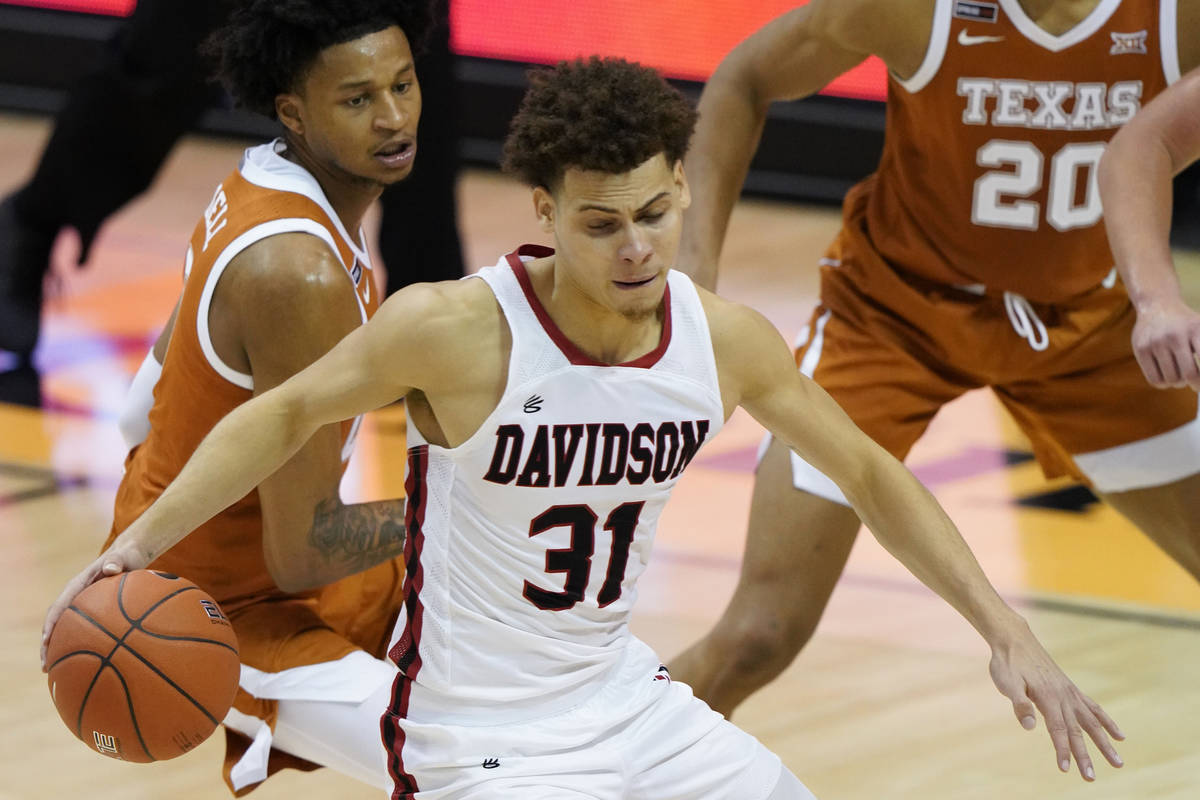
578;192;670;214
337;62;414;90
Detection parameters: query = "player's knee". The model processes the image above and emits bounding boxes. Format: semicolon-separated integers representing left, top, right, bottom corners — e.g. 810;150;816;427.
722;609;817;677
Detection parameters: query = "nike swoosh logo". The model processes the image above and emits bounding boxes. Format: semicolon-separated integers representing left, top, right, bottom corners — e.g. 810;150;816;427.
958;29;1006;45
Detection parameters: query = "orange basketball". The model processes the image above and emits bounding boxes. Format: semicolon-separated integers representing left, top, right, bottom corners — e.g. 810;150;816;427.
45;569;240;763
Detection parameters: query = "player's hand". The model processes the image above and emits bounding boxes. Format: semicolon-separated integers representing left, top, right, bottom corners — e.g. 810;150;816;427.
988;623;1124;781
41;542;147;671
1131;299;1200;391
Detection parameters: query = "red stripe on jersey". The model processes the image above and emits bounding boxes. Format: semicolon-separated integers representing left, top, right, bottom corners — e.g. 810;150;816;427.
504;246;673;368
385;444;429;798
381;673;417;799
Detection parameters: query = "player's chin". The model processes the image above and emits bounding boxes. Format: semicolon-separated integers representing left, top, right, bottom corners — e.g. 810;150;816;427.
372;161;416;184
614;292;663;322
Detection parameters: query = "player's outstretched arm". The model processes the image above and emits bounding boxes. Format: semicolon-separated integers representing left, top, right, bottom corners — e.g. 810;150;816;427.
41;281;453;665
1099;65;1200;390
678;0;929;290
703;291;1124;780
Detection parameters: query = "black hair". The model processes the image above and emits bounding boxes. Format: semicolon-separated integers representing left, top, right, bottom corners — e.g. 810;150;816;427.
205;0;434;118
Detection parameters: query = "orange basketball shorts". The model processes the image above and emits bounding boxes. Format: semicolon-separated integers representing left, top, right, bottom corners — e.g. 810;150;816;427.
784;229;1199;502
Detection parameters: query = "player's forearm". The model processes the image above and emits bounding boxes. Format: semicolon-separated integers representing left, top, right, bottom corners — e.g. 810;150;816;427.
849;458;1025;643
679;66;770;290
1099;134;1183;314
271;497;407;592
111;391;318;565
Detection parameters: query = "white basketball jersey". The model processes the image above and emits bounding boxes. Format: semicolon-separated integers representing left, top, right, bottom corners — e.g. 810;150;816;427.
387;245;724;725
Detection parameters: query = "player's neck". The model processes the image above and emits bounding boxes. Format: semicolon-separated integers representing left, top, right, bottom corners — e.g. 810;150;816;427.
530;256;666;365
1015;0;1104;35
281;138;382;243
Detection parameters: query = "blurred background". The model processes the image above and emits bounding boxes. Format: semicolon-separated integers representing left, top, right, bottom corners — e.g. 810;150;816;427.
0;0;888;202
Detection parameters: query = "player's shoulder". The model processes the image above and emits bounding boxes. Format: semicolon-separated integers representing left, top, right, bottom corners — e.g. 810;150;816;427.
384;274;495;322
810;0;934;27
694;283;799;408
809;0;936;58
369;277;507;393
376;275;503;348
694;283;780;356
224;232;349;305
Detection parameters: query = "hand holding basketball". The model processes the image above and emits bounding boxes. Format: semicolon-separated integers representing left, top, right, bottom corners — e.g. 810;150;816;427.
42;539;149;670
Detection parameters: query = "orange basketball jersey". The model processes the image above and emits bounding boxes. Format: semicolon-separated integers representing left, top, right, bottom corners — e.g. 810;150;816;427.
107;141;382;611
857;0;1181;302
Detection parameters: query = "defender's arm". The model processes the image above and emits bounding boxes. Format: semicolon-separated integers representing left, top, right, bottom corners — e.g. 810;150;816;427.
230;234;407;592
679;0;927;289
1099;66;1200;389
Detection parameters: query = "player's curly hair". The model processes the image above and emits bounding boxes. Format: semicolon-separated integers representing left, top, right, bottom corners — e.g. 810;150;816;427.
502;57;698;190
205;0;434;118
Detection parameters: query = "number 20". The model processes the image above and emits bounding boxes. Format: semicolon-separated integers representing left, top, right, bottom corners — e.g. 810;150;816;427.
972;140;1106;232
523;502;644;611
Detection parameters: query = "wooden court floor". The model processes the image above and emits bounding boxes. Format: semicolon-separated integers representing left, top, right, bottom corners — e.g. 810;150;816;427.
2;112;1200;799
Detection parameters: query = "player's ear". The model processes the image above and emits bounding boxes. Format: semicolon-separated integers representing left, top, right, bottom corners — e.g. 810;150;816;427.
531;187;555;233
276;93;305;138
673;159;691;211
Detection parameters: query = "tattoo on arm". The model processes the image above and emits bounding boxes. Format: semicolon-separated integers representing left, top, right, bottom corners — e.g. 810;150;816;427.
308;497;407;578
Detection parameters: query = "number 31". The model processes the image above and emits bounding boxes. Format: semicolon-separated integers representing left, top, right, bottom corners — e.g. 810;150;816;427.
523;502;644;611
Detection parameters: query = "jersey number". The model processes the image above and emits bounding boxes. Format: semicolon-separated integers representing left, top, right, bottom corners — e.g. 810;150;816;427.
972;140;1106;232
523;502;644;611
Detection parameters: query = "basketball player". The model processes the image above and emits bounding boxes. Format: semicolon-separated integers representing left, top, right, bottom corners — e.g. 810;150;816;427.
0;0;463;359
1100;64;1200;387
666;0;1200;771
46;58;1122;797
60;2;434;794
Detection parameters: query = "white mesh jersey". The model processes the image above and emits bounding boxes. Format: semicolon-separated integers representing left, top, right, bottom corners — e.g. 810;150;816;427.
385;245;725;727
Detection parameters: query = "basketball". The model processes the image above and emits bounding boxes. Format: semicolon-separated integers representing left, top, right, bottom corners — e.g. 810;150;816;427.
44;570;240;763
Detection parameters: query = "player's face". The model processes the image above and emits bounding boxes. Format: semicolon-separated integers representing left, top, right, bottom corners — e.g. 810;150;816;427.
280;26;421;187
536;154;691;321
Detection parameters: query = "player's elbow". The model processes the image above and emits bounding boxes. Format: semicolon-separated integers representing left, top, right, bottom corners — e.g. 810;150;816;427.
707;51;770;115
829;446;892;516
833;460;875;513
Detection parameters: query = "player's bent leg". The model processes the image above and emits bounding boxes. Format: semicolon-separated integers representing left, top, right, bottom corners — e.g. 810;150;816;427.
269;655;399;791
1098;471;1200;583
669;437;861;717
766;766;818;800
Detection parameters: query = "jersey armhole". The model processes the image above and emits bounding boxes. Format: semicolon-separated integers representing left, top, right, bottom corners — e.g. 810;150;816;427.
894;0;955;94
197;219;348;390
407;272;520;456
1160;0;1181;84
